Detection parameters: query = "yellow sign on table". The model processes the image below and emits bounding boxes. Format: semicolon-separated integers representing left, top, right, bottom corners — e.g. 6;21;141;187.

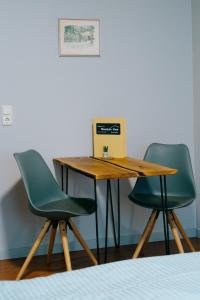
92;118;127;158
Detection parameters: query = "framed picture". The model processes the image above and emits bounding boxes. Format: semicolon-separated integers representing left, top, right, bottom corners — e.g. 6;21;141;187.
58;19;100;56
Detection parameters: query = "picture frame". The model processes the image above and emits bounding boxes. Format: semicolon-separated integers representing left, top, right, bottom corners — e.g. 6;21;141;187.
58;19;100;56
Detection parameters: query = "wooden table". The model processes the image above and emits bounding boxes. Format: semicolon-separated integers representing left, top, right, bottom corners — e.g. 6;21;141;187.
97;157;176;176
54;157;138;180
53;156;177;261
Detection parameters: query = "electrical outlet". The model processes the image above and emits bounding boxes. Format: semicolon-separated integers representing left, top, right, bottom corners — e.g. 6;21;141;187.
2;105;13;125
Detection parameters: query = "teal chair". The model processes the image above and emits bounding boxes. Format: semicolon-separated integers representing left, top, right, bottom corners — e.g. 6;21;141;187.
14;150;97;280
129;143;196;258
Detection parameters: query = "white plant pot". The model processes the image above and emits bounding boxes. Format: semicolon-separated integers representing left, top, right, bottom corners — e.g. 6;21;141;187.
103;151;109;158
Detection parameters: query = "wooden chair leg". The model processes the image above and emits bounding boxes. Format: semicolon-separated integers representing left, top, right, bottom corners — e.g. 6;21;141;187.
68;219;98;265
59;220;72;271
168;212;184;253
132;210;158;259
47;221;58;264
16;219;51;280
144;210;159;245
172;211;195;252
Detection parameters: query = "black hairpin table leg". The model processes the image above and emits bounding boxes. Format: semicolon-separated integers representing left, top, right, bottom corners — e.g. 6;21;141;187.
65;166;68;194
104;179;119;262
159;175;170;255
109;180;117;247
94;179;100;264
117;179;120;248
104;180;109;262
164;175;170;254
61;165;64;191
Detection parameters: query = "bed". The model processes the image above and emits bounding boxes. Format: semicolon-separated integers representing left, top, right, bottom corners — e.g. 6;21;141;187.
1;252;200;300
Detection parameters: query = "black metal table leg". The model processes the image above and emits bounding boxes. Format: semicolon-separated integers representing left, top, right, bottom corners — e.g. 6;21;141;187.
117;179;120;247
164;175;170;254
159;176;169;254
109;180;117;247
94;179;100;264
65;167;69;194
104;179;119;262
61;165;64;191
104;180;109;262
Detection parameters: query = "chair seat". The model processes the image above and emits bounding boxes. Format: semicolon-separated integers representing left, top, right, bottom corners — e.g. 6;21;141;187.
129;193;193;210
34;196;96;220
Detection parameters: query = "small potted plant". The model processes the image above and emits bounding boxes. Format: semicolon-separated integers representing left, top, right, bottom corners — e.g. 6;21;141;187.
103;145;109;158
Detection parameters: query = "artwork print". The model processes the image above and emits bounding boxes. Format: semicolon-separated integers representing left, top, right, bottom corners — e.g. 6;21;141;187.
59;19;100;56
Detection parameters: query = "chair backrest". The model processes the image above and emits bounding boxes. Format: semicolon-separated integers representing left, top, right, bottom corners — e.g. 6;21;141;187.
132;143;196;198
14;150;66;210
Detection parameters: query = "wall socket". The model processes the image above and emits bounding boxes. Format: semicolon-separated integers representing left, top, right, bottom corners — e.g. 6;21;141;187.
2;105;13;125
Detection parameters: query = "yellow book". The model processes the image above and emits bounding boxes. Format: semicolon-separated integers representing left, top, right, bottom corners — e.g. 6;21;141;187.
92;118;127;158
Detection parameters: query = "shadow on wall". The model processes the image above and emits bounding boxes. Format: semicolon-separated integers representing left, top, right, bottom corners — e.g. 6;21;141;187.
1;180;43;260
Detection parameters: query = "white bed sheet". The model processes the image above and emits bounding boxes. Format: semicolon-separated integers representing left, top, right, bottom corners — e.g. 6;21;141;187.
1;252;200;300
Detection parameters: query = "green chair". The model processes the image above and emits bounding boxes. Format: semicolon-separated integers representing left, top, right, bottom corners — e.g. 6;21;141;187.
14;149;97;280
129;143;196;258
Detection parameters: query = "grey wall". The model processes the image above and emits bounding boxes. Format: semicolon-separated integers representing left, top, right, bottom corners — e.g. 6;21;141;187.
0;0;195;259
192;0;200;235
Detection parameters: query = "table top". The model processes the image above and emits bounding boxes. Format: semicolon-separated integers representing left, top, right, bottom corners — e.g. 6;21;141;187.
53;157;139;180
53;156;177;179
97;157;177;176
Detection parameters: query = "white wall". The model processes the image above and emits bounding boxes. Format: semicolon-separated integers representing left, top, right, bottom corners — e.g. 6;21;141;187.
192;0;200;235
0;0;195;259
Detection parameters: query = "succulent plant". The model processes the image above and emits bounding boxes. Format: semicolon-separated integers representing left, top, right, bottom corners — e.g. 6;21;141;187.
103;145;108;152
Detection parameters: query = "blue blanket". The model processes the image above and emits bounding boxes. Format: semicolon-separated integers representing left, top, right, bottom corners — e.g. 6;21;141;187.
1;252;200;300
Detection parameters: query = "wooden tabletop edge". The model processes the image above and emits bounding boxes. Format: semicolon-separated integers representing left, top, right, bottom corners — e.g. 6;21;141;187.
53;156;177;177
